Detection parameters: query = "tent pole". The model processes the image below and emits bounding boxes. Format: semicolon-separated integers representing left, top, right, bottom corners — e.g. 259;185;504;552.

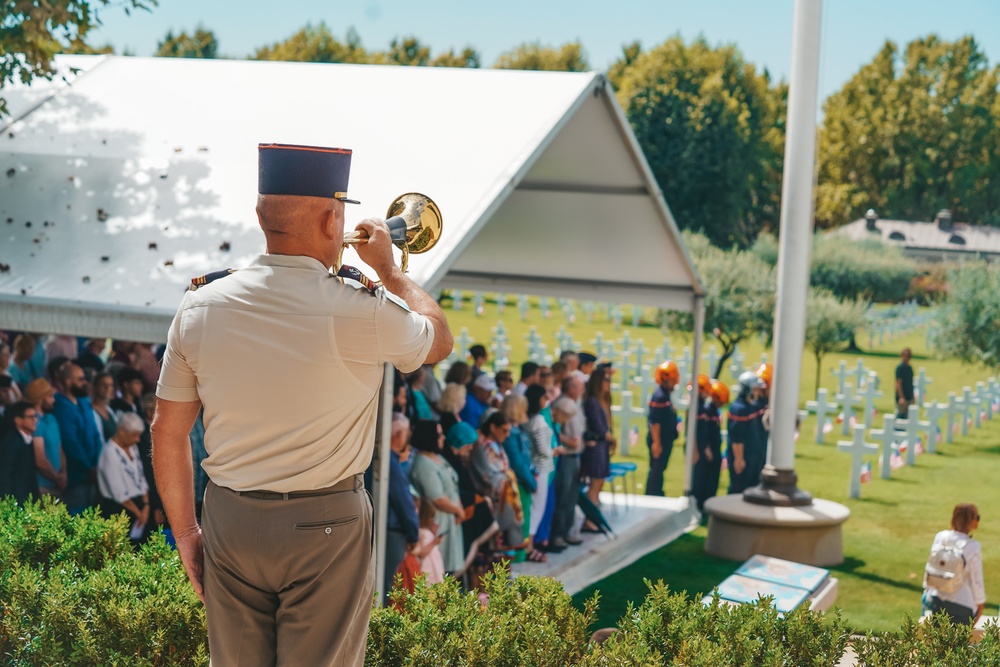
372;363;394;604
683;295;705;496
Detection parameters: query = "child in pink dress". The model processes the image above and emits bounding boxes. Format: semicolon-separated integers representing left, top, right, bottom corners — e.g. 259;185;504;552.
414;500;445;585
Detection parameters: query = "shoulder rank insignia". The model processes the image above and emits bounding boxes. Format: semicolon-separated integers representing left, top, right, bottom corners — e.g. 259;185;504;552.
189;268;235;291
336;265;378;294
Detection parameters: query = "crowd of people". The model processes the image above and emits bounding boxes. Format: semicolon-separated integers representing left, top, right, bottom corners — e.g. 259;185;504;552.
0;330;777;595
0;333;207;542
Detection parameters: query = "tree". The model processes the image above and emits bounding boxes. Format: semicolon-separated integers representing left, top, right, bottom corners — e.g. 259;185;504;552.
493;41;589;72
666;231;776;377
936;263;1000;368
805;290;868;394
252;24;371;63
611;37;785;248
155;27;218;59
0;0;154;117
430;47;481;69
817;36;1000;229
383;36;430;66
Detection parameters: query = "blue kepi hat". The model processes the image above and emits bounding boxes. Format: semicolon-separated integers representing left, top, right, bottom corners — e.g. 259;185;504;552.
258;143;360;204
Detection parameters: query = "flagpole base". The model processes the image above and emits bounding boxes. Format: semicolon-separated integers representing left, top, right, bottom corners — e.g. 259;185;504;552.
743;465;813;507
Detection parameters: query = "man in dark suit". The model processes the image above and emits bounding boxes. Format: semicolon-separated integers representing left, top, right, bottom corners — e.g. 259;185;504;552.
0;401;41;504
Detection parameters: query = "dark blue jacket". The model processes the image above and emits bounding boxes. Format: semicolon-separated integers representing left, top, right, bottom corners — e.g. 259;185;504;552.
727;396;766;462
52;394;104;487
385;450;420;544
647;386;679;447
502;426;537;493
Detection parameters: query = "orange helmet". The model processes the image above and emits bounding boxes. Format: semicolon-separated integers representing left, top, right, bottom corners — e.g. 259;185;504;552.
710;379;730;406
755;363;773;389
654;360;680;386
687;373;711;393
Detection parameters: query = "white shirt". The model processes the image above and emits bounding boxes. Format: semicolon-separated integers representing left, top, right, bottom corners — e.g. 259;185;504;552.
156;253;435;492
925;529;986;610
511;382;530;397
98;440;149;505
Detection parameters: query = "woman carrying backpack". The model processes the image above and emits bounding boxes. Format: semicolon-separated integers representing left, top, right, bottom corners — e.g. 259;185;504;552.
922;503;986;625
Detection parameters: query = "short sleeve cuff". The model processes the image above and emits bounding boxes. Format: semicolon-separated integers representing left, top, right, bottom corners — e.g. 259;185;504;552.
394;319;435;374
155;382;200;403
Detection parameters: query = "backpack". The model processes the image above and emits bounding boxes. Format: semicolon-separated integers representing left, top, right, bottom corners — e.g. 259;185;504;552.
924;533;969;594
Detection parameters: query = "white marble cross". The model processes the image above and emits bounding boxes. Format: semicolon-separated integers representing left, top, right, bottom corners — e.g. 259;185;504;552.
944;393;964;444
704;346;720;379
923;400;947;453
473;291;485;317
631;306;641;328
832;361;851;397
846;359;867;390
617;354;633;394
869;414;900;479
592;332;607;360
896;404;932;466
860;377;883;429
837;386;861;435
612;304;623;331
978;382;993;421
583;301;595;323
838;425;879;499
453;291;464;311
496;293;505;316
916;368;932;403
963;387;982;429
805;388;839;444
634;338;647;372
611;389;644;457
659;339;673;367
635;365;657;404
455;327;472;360
729;348;746;380
539;296;551;319
619;330;632;361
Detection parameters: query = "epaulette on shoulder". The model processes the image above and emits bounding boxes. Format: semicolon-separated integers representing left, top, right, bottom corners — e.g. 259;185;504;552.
189;269;235;291
336;265;378;294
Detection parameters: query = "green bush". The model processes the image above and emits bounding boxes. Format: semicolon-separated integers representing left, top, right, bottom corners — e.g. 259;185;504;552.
0;498;208;666
7;502;1000;666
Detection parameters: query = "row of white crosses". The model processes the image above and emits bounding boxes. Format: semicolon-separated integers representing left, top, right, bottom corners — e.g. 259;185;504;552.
829;368;1000;499
865;301;933;349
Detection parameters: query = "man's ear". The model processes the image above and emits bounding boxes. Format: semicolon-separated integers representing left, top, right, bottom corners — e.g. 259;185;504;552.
320;207;337;241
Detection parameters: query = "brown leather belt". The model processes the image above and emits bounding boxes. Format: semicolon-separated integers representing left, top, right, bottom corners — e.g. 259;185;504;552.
228;474;363;500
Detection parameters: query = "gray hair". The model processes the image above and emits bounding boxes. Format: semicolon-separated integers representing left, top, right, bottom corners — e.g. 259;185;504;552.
436;382;467;413
117;411;145;435
551;396;578;417
391;412;410;437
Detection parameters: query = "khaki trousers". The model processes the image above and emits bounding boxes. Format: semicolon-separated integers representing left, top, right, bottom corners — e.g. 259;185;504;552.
202;478;374;667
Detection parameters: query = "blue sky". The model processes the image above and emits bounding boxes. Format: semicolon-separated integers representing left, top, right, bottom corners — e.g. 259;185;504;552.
89;0;1000;101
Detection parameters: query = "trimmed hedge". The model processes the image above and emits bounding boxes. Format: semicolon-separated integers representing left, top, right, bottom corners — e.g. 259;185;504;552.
4;501;1000;666
0;498;208;666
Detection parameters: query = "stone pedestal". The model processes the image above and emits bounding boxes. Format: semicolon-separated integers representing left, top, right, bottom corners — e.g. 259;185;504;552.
704;494;850;567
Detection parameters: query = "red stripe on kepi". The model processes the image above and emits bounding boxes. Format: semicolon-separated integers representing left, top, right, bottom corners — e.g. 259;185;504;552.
258;143;352;155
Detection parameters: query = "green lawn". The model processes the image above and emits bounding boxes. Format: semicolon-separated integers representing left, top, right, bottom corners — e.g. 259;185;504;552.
442;297;998;633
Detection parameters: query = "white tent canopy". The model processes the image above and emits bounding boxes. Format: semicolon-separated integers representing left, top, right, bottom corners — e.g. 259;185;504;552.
1;56;702;340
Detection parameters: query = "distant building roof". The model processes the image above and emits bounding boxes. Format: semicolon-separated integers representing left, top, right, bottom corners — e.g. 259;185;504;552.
834;213;1000;261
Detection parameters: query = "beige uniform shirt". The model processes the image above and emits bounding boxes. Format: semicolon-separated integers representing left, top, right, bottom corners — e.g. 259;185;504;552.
155;253;435;492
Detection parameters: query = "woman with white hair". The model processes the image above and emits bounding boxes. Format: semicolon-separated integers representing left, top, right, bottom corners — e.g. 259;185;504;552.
97;411;149;541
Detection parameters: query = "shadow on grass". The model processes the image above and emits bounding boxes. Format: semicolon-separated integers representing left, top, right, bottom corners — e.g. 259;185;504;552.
857;497;900;507
833;557;923;594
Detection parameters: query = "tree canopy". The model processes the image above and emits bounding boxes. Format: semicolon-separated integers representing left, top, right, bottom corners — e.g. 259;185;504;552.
1;0;154;116
817;36;1000;229
936;263;1000;368
155;27;218;59
668;231;776;376
610;37;785;248
493;42;589;72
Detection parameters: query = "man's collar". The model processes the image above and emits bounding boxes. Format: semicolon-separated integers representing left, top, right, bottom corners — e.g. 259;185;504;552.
252;253;331;273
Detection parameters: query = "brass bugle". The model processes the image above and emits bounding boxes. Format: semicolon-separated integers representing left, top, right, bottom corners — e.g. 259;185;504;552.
343;192;442;272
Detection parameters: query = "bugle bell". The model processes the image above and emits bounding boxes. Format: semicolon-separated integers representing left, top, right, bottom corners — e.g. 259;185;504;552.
343;192;442;272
